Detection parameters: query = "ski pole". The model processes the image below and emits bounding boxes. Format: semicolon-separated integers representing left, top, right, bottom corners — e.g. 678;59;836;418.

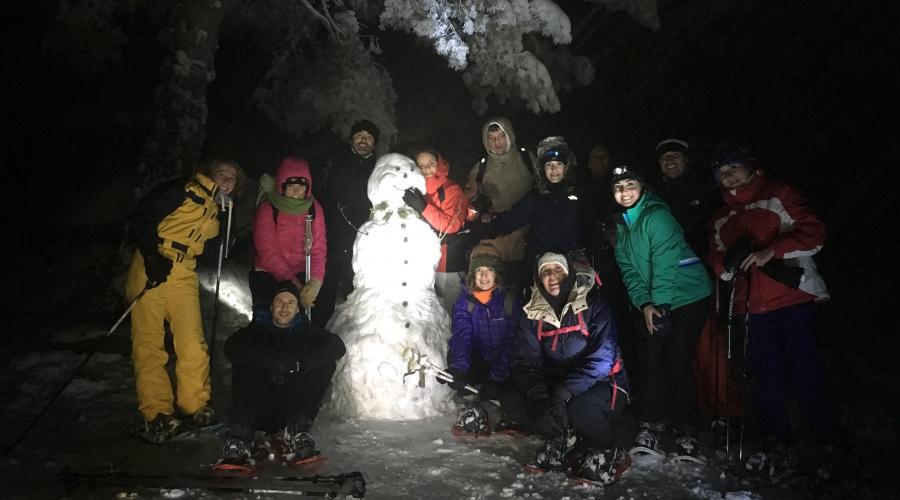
107;286;149;336
738;271;752;463
724;276;737;461
304;213;314;320
209;195;233;378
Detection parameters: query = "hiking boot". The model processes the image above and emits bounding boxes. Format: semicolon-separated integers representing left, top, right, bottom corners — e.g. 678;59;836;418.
673;434;706;463
191;406;216;427
141;413;182;443
630;421;665;456
455;402;491;435
281;418;320;462
529;436;568;471
575;448;624;486
219;437;255;466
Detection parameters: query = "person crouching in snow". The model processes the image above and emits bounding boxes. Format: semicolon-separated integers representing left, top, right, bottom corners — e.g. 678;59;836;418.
215;283;346;471
502;252;628;485
251;157;327;316
440;243;518;434
125;164;235;442
709;146;839;478
403;148;469;311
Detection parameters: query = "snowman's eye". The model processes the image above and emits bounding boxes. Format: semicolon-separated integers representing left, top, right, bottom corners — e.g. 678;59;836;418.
403;173;408;178
410;166;415;171
395;167;400;171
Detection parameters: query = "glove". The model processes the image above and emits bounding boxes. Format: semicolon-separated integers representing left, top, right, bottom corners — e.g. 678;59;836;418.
478;379;502;402
724;240;752;271
468;193;492;216
530;396;567;436
436;367;468;392
402;187;427;213
760;261;804;289
299;279;322;307
651;303;673;336
142;251;172;289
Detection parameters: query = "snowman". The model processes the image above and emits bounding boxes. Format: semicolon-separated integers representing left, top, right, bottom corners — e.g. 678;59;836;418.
327;153;453;420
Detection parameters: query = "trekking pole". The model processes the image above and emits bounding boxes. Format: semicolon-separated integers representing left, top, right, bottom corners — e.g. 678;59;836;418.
304;213;314;320
107;286;149;336
209;195;233;377
738;271;752;463
724;277;738;462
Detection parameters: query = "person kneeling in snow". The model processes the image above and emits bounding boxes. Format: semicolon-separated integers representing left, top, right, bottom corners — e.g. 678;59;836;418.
502;252;629;484
441;244;519;434
216;283;346;471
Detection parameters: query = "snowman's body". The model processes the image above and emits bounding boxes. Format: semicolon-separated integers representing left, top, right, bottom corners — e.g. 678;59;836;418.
327;153;453;420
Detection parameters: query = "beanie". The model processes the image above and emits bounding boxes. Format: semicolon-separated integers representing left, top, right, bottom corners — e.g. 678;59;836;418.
655;138;689;157
272;282;301;303
609;165;644;190
710;144;758;184
467;243;504;288
537;252;569;276
350;120;380;143
537;136;575;167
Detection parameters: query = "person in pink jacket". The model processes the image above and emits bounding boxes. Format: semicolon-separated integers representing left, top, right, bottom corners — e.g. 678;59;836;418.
251;157;327;315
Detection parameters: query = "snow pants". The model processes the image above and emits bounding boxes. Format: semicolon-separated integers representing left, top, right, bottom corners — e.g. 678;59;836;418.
635;297;706;431
501;380;623;448
747;301;837;445
125;250;211;422
229;361;337;438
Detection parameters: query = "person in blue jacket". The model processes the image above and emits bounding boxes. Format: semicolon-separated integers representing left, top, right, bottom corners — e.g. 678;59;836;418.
500;251;628;484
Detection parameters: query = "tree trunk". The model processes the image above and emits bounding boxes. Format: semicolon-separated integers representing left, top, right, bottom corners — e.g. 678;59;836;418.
135;0;227;198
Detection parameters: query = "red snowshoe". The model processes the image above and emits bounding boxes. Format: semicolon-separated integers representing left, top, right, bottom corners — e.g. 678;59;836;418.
211;438;256;477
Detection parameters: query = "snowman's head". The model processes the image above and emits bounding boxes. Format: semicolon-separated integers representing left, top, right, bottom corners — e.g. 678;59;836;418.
367;153;426;208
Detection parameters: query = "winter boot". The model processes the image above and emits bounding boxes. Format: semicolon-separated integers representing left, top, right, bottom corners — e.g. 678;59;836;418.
629;421;665;457
495;415;527;436
281;418;322;465
672;434;706;463
140;413;182;443
573;448;630;486
527;436;569;472
453;402;491;436
212;437;256;474
191;406;216;428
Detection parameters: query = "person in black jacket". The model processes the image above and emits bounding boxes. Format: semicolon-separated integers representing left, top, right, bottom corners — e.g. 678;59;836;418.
315;119;380;327
215;283;346;470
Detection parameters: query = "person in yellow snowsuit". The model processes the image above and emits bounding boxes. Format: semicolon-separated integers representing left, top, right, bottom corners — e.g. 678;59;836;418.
125;164;236;442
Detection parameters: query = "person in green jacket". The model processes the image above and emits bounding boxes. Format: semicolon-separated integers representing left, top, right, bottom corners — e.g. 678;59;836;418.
610;165;711;461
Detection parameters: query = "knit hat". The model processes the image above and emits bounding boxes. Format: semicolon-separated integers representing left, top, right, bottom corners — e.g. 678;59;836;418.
537;136;575;167
609;165;644;189
710;144;757;184
655;138;689;157
467;243;504;288
350;119;380;143
537;252;569;276
272;282;301;303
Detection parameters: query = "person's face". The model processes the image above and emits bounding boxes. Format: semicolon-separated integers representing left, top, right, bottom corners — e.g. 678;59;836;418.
415;152;438;178
588;146;610;178
212;164;237;196
543;160;567;184
351;130;375;156
717;164;754;189
486;129;509;155
284;183;307;199
540;263;567;297
271;292;299;327
658;151;687;179
613;179;642;208
474;266;497;291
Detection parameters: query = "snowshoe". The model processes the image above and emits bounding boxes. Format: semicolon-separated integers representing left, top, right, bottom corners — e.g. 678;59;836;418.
524;436;569;473
628;421;665;458
212;438;256;477
139;413;182;444
743;447;797;484
452;402;491;437
670;434;706;464
570;447;631;487
283;427;325;466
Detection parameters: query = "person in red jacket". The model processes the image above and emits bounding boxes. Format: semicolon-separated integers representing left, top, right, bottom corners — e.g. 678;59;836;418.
251;157;327;315
403;148;470;310
708;145;838;477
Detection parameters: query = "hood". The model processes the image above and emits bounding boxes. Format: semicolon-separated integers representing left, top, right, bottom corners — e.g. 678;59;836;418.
424;154;452;193
481;117;517;158
275;157;314;197
524;256;597;328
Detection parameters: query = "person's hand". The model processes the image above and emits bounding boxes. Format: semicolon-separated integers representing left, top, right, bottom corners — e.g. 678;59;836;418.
403;187;427;213
300;279;321;308
740;247;775;272
436;367;468;392
143;251;172;289
642;303;672;335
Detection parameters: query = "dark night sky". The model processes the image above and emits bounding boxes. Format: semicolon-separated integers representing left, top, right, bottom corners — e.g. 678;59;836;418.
1;1;898;358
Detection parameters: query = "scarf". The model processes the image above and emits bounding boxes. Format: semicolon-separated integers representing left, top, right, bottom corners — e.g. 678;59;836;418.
472;287;495;305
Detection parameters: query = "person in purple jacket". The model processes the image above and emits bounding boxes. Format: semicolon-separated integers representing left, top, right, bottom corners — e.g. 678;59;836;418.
440;243;519;434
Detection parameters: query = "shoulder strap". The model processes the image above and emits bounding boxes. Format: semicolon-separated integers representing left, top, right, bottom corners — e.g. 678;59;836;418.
437;186;446;203
503;290;515;317
475;157;488;192
467;300;475;314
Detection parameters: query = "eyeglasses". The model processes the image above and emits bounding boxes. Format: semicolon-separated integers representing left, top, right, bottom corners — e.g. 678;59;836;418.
283;176;308;186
